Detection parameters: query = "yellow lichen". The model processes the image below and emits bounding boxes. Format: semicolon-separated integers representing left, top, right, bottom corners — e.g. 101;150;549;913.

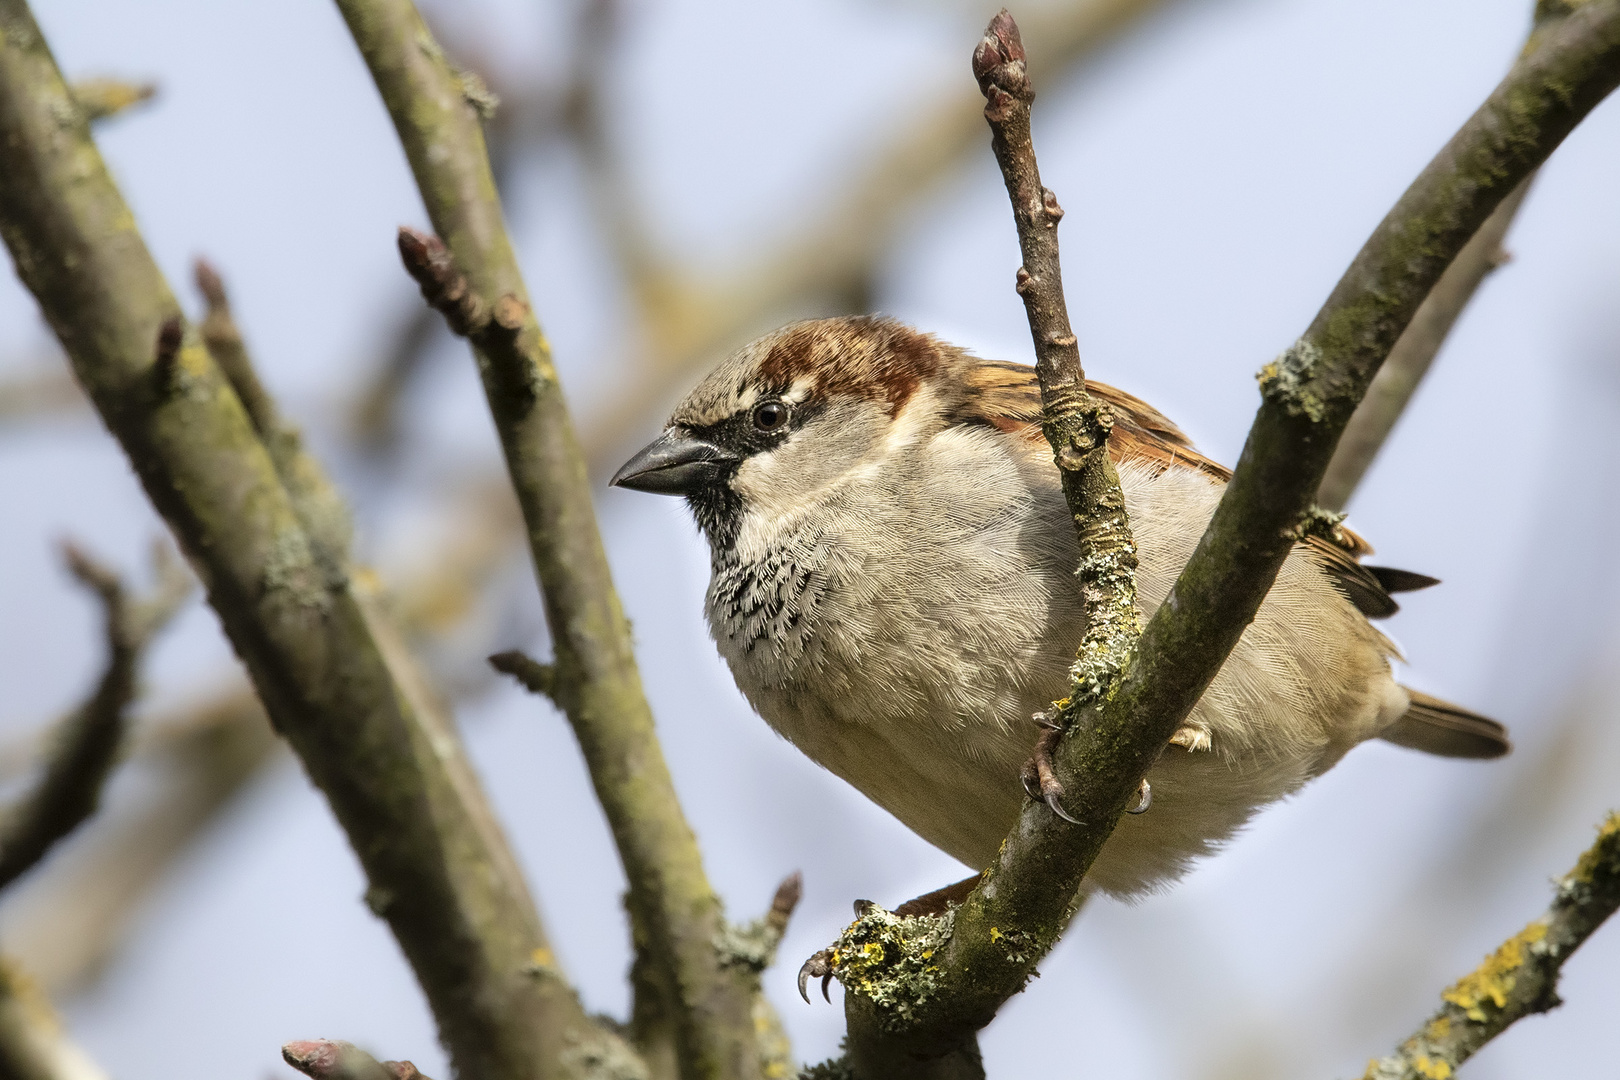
1412;1054;1453;1079
1442;921;1548;1021
1568;811;1620;886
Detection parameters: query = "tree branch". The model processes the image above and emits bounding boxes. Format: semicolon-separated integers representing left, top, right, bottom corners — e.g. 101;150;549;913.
578;0;1193;471
0;542;188;894
835;2;1620;1072
1317;175;1530;511
333;2;766;1077
0;956;109;1080
0;6;632;1076
1364;811;1620;1079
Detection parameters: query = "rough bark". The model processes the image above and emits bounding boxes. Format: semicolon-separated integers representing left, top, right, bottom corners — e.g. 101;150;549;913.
332;3;765;1077
834;2;1620;1072
0;5;630;1077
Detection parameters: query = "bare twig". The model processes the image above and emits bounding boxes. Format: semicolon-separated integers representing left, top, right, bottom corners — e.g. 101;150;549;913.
0;685;276;992
488;649;558;704
0;543;188;894
1364;812;1620;1079
0;957;108;1080
0;7;633;1076
579;0;1193;470
68;77;156;122
831;3;1620;1073
334;2;765;1074
283;1040;434;1080
1318;176;1532;510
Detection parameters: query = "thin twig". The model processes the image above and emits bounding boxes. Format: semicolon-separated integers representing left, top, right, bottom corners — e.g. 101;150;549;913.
488;649;558;703
0;543;188;894
1318;177;1532;510
1363;812;1620;1079
834;2;1620;1071
283;1040;434;1080
68;77;156;122
578;0;1192;471
0;8;632;1076
334;3;765;1075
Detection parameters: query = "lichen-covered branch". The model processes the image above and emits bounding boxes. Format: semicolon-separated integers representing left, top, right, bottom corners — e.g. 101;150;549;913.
975;11;1140;739
834;2;1620;1071
0;5;631;1076
1317;175;1530;511
1364;812;1620;1079
333;3;765;1077
0;543;188;894
0;957;108;1080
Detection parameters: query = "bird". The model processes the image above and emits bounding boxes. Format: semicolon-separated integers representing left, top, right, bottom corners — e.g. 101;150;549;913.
611;314;1507;912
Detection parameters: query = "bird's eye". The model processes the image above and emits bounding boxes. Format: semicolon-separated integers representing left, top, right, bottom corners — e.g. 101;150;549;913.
751;400;789;432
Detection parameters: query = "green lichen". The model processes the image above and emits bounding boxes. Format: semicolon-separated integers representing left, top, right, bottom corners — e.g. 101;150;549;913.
261;526;332;611
1561;810;1620;900
1257;339;1328;422
1282;504;1349;545
714;915;784;975
559;1030;650;1080
830;904;954;1032
797;1059;854;1080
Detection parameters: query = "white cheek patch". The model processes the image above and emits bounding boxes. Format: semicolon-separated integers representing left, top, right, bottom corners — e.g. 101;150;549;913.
782;375;817;405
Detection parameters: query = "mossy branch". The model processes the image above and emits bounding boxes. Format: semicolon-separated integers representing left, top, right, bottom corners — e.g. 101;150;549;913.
1364;812;1620;1079
1317;176;1530;511
836;2;1620;1072
0;4;632;1076
332;2;766;1077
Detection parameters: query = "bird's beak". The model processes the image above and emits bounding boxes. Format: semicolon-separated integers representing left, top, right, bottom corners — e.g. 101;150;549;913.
610;429;739;495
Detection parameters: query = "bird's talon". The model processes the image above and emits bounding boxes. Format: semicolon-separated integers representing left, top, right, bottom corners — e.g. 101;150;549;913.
1125;777;1152;815
1045;791;1082;824
797;949;835;1005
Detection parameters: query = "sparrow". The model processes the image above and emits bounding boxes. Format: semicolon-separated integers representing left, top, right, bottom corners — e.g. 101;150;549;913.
612;315;1507;908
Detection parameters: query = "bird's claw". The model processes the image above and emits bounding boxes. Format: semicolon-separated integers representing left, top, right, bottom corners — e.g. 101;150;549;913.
1125;777;1152;815
1021;719;1082;825
1045;791;1082;824
797;949;835;1005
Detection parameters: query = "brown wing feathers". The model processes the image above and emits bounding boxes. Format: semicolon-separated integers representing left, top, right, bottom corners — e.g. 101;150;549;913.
953;359;1422;619
953;357;1506;760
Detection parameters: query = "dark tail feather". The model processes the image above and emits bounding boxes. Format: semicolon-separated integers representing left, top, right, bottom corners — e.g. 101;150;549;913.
1367;566;1441;594
1380;688;1510;759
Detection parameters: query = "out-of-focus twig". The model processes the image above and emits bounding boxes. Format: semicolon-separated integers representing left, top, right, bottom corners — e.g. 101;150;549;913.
0;957;108;1080
68;77;156;122
0;542;189;894
1364;812;1620;1079
348;14;533;454
580;0;1193;470
1319;177;1532;511
283;1040;435;1080
0;10;632;1075
0;685;275;992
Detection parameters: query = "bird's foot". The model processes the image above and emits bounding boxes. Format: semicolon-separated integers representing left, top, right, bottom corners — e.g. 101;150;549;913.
1125;777;1152;815
797;949;835;1004
1021;710;1081;824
